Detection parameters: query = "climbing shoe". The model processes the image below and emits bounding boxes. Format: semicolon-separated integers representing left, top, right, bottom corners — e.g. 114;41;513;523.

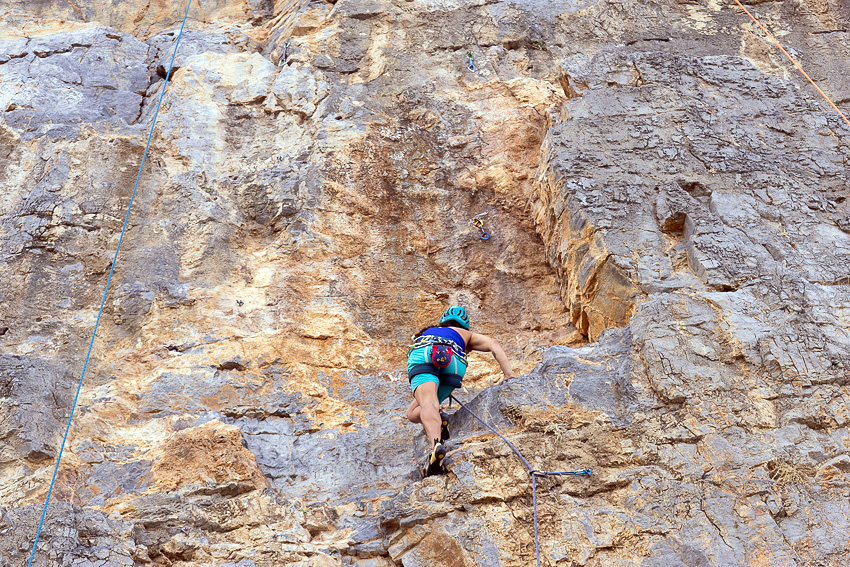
423;441;447;477
440;411;450;443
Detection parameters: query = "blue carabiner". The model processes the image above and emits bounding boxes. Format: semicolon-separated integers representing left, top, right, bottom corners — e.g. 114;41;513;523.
480;231;490;240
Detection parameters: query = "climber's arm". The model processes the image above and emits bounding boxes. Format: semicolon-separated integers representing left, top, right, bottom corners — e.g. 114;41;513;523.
467;332;517;383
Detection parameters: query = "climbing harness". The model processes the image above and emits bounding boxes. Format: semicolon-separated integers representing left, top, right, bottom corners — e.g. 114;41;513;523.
407;334;468;365
471;213;489;240
26;3;193;567
407;334;468;388
466;51;476;72
448;394;591;567
730;0;850;130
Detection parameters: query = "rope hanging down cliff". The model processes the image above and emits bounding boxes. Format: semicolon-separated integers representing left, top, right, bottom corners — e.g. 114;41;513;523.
26;3;193;566
730;0;850;129
449;395;591;567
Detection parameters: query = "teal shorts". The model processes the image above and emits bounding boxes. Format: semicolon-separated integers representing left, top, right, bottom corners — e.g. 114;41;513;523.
407;345;468;403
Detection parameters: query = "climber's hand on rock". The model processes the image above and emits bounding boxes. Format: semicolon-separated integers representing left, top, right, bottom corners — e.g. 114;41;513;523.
493;374;516;385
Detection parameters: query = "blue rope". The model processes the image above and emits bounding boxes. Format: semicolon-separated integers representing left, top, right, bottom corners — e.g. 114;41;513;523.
449;394;591;567
26;3;193;564
449;394;534;472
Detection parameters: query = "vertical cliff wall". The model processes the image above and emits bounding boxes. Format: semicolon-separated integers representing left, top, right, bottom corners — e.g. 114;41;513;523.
1;1;850;566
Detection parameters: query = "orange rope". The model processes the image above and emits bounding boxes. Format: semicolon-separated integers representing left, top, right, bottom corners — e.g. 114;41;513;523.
731;0;850;130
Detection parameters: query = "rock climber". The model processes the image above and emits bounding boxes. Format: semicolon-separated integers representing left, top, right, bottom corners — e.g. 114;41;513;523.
405;306;517;476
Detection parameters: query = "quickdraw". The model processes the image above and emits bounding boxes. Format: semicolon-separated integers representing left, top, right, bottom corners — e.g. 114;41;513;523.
471;213;489;240
532;468;593;477
466;51;476;72
279;41;290;66
449;394;592;567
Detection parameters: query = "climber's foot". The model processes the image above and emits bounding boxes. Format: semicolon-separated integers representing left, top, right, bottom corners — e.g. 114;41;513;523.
423;442;447;477
440;411;450;444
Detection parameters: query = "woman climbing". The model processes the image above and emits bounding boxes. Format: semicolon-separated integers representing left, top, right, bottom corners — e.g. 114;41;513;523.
406;306;517;477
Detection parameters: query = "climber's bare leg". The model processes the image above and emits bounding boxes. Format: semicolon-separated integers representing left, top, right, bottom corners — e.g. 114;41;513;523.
411;381;441;448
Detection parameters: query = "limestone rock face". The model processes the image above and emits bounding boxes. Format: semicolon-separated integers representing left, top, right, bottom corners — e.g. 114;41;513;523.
2;1;850;566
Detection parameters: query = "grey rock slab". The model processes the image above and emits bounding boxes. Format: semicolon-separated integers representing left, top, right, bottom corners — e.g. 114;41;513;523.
272;63;329;118
448;326;636;441
147;26;264;71
641;539;714;567
0;26;149;126
241;395;422;504
0;355;75;466
0;502;136;567
776;494;850;561
537;50;850;295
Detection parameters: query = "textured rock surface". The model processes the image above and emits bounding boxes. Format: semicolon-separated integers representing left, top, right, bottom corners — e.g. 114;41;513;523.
2;0;850;566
